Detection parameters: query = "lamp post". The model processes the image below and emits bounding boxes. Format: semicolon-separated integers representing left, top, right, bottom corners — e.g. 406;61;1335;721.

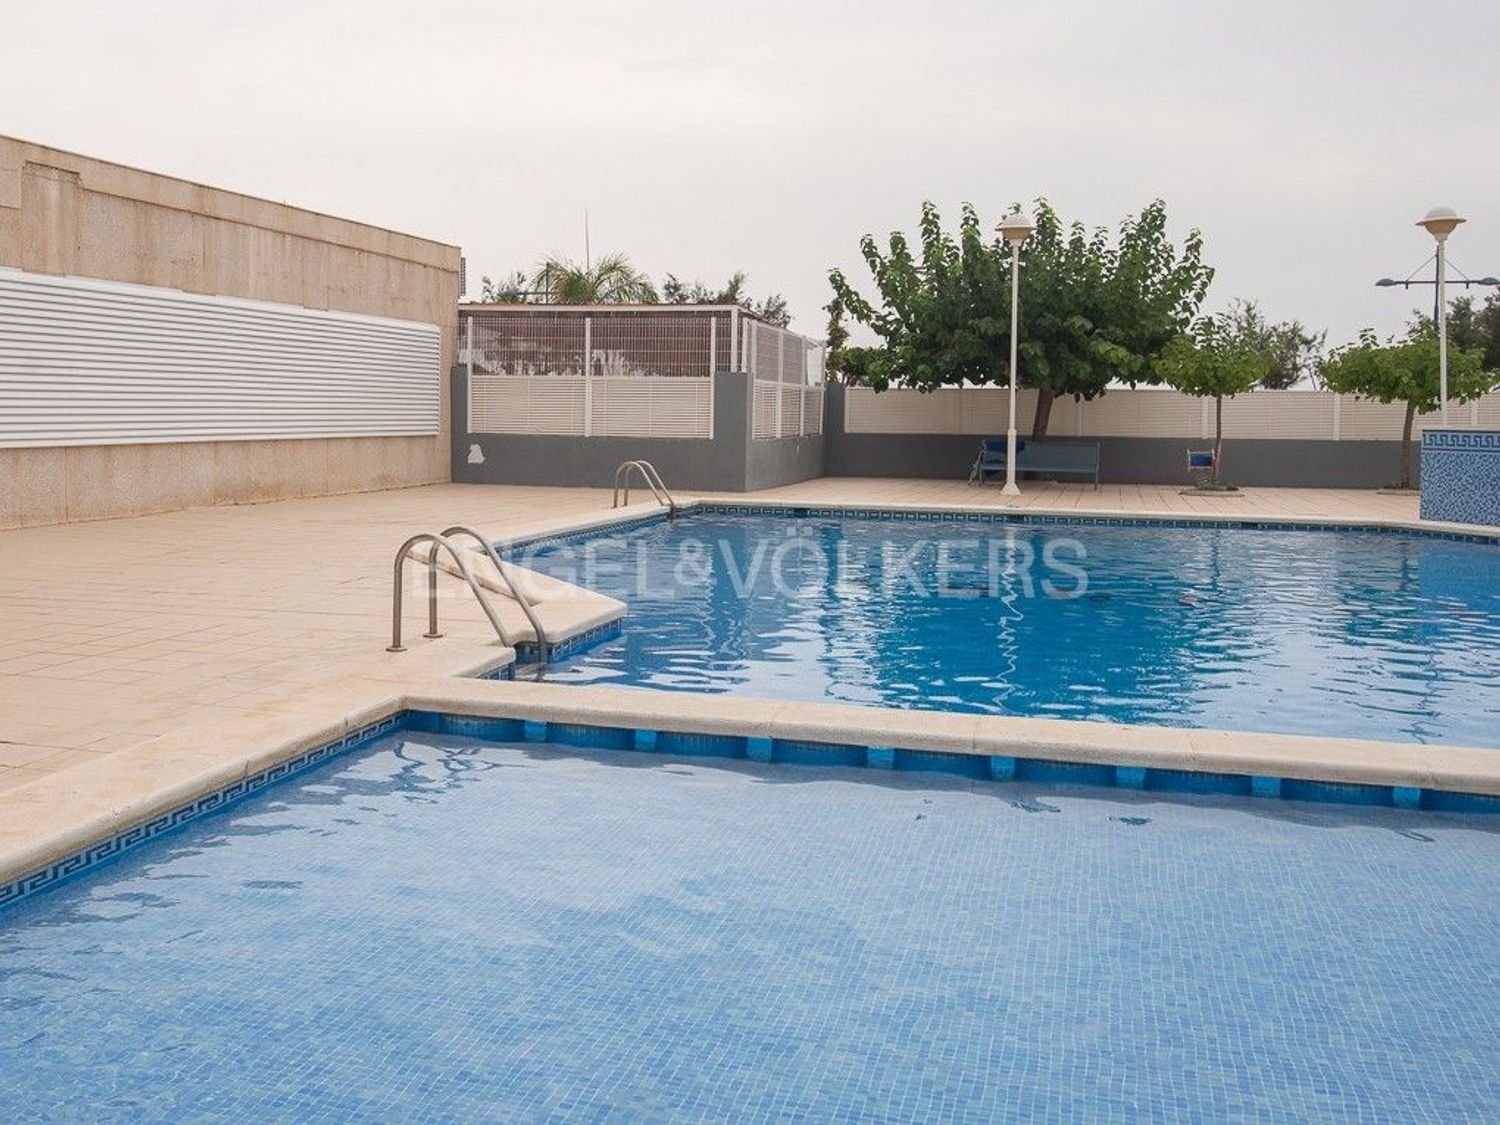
1417;206;1466;424
996;210;1035;496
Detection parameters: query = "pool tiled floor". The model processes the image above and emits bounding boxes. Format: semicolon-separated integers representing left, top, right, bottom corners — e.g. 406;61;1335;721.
3;730;1496;1120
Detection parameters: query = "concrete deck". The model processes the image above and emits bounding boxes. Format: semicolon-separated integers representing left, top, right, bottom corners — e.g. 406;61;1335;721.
1;478;1496;886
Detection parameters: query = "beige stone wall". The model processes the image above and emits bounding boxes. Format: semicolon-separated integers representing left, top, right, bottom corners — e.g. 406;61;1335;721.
0;136;460;529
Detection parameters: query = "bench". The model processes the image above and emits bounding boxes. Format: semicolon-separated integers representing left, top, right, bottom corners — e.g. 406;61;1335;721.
969;437;1101;490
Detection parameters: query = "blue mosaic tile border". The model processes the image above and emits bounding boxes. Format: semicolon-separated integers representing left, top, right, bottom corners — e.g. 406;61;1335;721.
4;707;1497;915
404;712;1498;817
0;713;404;912
1423;428;1500;452
695;503;1499;543
501;509;674;555
494;499;1497;560
507;619;623;668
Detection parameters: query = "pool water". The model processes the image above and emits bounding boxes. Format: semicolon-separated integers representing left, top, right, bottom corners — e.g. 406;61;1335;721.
519;513;1500;746
3;730;1496;1120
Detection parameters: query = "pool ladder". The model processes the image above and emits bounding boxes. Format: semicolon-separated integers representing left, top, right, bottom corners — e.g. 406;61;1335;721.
613;460;678;516
388;526;550;667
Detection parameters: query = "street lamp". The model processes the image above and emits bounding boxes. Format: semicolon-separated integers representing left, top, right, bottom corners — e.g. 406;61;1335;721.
1418;206;1465;424
996;210;1035;496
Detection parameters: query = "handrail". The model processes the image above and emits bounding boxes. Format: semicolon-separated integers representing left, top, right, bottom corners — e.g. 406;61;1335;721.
440;525;551;660
388;533;513;653
612;459;678;514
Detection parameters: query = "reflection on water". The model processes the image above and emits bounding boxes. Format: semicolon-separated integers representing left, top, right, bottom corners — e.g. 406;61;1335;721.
520;517;1500;746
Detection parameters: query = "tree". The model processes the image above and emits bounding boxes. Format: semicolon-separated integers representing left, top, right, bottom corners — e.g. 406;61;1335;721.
827;199;1213;436
1432;293;1500;374
531;253;658;303
1152;319;1272;486
662;270;791;326
1320;326;1489;489
1018;200;1213;435
827;202;1011;392
1219;299;1326;389
479;270;531;302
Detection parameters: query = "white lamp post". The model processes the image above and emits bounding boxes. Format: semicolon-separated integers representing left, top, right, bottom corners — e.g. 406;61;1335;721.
996;210;1035;496
1416;205;1466;425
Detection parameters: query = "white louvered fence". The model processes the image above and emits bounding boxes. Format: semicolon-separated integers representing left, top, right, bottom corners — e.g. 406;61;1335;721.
842;386;1500;439
462;305;825;440
0;268;441;448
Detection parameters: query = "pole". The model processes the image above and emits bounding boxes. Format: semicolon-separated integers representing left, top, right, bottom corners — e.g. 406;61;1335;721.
1002;240;1021;496
1436;238;1449;425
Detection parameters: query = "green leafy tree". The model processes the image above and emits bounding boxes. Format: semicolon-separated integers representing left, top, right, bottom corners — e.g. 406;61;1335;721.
1321;326;1489;488
1152;319;1272;486
531;253;658;303
1219;299;1326;389
662;270;791;326
827;201;1008;392
828;199;1212;436
479;270;531;302
1430;293;1500;374
1018;200;1213;435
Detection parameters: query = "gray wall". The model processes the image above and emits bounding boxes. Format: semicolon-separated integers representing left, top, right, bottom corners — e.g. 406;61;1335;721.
452;369;826;492
452;377;1414;492
821;384;1419;489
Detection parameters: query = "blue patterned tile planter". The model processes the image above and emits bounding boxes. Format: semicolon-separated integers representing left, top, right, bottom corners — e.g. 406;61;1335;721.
1421;429;1500;527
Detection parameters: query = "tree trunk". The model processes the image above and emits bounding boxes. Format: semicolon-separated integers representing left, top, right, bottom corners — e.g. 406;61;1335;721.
1213;395;1224;485
1399;399;1415;489
1031;388;1055;440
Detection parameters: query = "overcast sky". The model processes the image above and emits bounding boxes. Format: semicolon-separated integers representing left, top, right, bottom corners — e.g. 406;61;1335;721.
3;0;1497;345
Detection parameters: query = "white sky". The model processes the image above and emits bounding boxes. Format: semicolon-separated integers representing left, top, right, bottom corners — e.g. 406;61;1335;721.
3;0;1496;344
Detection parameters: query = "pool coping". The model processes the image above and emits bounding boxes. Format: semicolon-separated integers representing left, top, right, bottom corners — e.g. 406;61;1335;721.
5;673;1498;908
3;493;1497;909
496;496;1500;551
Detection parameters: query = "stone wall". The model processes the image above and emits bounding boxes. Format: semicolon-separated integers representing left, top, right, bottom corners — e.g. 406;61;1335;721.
0;136;461;528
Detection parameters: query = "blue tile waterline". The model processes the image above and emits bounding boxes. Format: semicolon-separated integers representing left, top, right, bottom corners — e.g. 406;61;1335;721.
501;502;1500;554
2;722;1497;1121
7;710;1497;914
508;508;1500;746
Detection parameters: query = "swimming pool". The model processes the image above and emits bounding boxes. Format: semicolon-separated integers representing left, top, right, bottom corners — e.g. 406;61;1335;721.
4;723;1496;1121
516;510;1500;747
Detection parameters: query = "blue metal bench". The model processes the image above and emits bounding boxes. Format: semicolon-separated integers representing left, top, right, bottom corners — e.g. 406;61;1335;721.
969;437;1101;489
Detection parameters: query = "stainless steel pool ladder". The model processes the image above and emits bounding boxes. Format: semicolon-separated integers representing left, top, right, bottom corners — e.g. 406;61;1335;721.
613;460;677;515
388;529;550;660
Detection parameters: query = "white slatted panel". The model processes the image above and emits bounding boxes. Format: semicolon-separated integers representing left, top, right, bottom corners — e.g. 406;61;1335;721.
468;376;586;435
845;388;961;433
843;386;1500;439
753;380;779;440
1080;391;1203;437
804;387;825;434
591;377;713;438
0;267;439;448
1475;396;1500;429
960;388;1017;434
779;382;802;436
1256;392;1335;438
1337;397;1411;440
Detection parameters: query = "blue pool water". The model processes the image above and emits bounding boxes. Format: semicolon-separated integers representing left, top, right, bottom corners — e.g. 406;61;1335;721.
518;513;1500;747
2;728;1497;1121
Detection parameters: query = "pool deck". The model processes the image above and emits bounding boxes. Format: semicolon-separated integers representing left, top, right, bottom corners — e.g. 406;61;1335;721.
1;479;1497;886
